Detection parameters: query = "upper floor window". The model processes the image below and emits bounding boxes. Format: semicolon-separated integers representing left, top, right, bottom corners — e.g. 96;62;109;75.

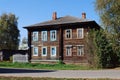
77;45;84;56
50;30;57;41
33;47;38;56
41;31;47;41
65;29;72;39
66;45;72;56
32;32;38;41
77;28;84;39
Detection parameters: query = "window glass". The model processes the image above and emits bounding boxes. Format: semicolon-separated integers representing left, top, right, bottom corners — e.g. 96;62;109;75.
51;46;56;56
66;46;72;56
32;32;38;41
77;28;84;38
77;45;84;56
42;47;47;56
41;31;47;41
66;29;72;39
50;30;56;41
33;47;38;56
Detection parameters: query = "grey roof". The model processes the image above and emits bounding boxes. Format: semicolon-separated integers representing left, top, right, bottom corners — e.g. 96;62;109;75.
24;15;93;28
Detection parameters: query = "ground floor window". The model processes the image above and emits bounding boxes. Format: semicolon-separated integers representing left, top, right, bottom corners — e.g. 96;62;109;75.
51;46;56;56
33;47;38;56
66;45;72;56
77;45;84;56
42;47;47;56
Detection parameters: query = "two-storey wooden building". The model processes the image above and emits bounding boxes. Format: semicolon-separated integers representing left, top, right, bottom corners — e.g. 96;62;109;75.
24;12;100;64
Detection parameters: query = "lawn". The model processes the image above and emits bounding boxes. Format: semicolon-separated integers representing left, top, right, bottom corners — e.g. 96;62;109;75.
0;62;93;70
0;76;112;80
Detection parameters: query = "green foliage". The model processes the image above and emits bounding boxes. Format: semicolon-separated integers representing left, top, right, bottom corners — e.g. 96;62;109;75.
87;29;119;68
0;13;20;50
95;0;120;68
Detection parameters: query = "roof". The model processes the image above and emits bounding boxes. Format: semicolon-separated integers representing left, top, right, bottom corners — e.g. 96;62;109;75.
24;15;96;28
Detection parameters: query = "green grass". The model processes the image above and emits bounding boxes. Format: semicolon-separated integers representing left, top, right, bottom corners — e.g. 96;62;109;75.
0;62;93;70
0;76;112;80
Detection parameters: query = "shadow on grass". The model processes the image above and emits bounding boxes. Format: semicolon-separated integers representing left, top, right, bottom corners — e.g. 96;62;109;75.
0;68;56;73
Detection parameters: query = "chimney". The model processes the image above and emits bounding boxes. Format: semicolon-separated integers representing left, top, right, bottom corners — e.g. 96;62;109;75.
82;12;86;19
52;12;57;20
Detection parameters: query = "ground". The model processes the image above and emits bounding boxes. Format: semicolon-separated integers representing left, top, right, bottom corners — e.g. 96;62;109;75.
0;68;120;79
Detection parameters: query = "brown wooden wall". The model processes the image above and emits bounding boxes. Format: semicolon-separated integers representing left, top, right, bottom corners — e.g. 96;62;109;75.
63;27;88;63
31;29;60;60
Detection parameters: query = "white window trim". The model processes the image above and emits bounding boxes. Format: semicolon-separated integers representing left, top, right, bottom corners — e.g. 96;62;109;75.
65;29;72;39
33;47;38;56
65;45;72;56
77;28;84;39
77;45;84;56
42;46;47;56
50;46;57;56
32;32;38;41
50;30;57;41
41;31;47;41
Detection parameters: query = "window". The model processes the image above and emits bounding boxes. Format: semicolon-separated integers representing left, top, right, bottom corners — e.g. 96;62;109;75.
77;28;84;38
32;32;38;41
33;47;38;56
41;31;47;41
42;47;47;56
65;29;72;39
66;45;72;56
51;46;56;56
50;30;57;41
77;45;84;56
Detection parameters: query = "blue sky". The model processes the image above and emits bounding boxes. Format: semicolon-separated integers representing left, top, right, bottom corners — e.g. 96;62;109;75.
0;0;100;41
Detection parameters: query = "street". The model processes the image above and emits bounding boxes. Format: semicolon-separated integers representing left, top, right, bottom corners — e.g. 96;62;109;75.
0;68;120;79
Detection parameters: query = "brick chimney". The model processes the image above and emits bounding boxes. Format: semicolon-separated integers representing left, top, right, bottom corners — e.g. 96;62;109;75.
82;12;86;19
52;12;57;20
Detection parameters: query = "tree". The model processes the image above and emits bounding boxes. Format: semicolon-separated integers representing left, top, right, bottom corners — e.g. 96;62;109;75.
87;29;119;68
0;13;20;50
95;0;120;66
95;0;120;30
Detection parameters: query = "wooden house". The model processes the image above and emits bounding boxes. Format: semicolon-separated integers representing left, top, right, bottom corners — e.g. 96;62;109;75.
24;12;100;64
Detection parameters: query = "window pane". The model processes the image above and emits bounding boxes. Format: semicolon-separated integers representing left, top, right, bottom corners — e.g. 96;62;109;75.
77;28;83;38
33;47;38;56
42;47;47;56
66;29;72;39
66;47;72;56
51;47;56;56
41;31;47;41
50;30;56;41
77;46;84;56
33;32;38;41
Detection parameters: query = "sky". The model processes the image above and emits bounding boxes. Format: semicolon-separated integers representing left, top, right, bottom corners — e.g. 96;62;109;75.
0;0;100;42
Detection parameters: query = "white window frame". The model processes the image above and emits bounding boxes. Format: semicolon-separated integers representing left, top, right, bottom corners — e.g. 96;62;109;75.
65;29;72;39
65;45;72;56
32;32;38;41
77;45;84;56
41;31;47;41
33;47;38;56
42;46;47;56
77;28;84;39
50;30;57;41
50;46;57;56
